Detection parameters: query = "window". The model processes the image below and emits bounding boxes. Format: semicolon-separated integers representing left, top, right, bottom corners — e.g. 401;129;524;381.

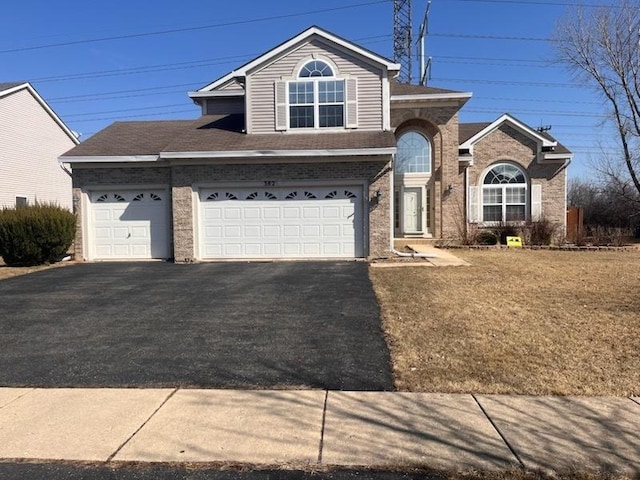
289;60;344;129
482;163;527;222
15;196;27;208
396;131;431;174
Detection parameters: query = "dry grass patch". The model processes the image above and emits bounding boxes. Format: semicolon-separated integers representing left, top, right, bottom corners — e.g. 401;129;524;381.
0;259;67;280
371;249;640;396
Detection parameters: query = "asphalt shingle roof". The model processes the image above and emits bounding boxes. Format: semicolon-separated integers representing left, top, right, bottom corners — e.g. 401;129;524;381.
62;115;397;158
390;82;464;96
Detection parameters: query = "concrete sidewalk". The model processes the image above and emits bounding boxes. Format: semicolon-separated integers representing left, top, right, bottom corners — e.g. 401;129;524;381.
0;388;638;475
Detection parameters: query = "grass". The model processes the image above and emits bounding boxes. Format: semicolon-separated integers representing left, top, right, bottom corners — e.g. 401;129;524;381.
370;249;640;396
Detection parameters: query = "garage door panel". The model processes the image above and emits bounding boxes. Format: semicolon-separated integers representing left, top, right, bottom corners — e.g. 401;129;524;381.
223;208;242;220
263;207;281;219
224;225;242;237
264;225;281;237
283;225;300;237
204;225;222;238
90;190;170;260
303;225;320;237
283;207;300;219
199;186;363;259
302;207;320;218
243;225;261;237
323;225;340;236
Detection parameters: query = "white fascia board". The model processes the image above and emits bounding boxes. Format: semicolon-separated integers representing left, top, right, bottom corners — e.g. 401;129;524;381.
188;90;245;99
160;147;396;159
390;92;472;102
0;82;29;98
199;26;400;92
59;155;159;163
543;152;573;161
460;113;557;151
458;155;474;166
3;83;80;145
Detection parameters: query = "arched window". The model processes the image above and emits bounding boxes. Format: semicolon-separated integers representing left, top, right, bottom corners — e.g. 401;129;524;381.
299;60;334;77
396;131;431;174
482;163;527;222
289;59;344;129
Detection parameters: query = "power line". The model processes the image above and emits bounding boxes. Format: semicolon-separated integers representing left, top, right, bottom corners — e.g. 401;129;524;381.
464;107;608;118
431;32;553;42
476;96;602;106
48;82;203;101
32;34;392;85
448;0;616;7
69;109;197;123
433;77;586;88
63;103;187;118
0;0;392;54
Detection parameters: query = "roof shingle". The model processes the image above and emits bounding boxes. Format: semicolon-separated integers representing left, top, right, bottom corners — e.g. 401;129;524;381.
62;115;396;158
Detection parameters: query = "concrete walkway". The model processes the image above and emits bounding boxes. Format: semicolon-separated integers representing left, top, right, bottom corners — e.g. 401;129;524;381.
0;388;638;475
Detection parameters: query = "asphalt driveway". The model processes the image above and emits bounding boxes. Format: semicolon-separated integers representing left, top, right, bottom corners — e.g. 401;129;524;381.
0;262;393;390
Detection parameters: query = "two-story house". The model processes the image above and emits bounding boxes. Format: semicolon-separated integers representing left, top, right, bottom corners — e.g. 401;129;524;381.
61;26;571;261
1;82;79;209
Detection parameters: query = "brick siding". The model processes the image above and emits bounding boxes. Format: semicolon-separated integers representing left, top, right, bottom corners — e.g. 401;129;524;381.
468;124;568;235
73;160;391;261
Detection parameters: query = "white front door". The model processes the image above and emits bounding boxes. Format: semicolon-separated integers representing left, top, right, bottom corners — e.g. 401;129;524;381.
403;187;422;234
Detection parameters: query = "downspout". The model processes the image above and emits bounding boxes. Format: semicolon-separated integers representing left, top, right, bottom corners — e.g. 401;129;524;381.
59;161;72;177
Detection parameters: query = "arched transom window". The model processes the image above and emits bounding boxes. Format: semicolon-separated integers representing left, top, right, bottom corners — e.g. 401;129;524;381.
289;59;344;129
482;163;527;222
396;131;432;174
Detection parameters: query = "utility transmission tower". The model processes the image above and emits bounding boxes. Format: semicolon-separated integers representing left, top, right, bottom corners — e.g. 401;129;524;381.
393;0;413;84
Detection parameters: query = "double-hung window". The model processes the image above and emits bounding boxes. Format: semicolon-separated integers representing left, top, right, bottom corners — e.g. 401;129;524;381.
482;163;527;222
289;60;344;129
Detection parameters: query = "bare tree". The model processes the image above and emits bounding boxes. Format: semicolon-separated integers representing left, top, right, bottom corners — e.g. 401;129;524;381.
555;1;640;200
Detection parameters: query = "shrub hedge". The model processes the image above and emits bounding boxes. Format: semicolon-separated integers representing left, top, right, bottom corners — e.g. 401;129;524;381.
0;203;75;266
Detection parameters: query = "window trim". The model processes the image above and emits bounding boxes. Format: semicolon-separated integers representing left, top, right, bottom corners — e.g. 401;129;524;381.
480;163;528;224
287;59;345;130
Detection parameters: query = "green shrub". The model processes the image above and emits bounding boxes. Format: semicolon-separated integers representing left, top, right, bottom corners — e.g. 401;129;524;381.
476;230;498;245
0;203;75;266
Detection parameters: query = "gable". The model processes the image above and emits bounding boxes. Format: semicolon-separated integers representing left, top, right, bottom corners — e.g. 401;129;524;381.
196;26;399;94
247;36;385;133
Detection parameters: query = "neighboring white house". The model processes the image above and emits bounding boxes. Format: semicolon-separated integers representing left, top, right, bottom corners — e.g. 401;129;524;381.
0;82;79;210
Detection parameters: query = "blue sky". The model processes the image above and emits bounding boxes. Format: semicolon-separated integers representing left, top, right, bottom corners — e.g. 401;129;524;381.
1;0;617;179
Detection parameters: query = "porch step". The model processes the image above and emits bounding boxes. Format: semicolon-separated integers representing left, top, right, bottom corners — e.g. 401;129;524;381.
393;238;437;250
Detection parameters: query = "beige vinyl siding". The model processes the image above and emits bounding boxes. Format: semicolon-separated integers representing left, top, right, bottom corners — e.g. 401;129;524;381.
247;37;383;134
0;88;76;210
217;80;245;92
205;97;245;115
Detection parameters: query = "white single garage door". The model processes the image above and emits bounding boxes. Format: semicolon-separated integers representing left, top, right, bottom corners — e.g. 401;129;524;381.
89;190;170;259
198;186;364;259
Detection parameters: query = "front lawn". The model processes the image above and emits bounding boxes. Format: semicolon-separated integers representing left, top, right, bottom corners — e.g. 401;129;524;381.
370;249;640;396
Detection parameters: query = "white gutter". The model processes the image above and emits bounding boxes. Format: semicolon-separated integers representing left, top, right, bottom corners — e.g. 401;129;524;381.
390;92;472;102
188;91;245;98
60;155;159;164
160;148;396;159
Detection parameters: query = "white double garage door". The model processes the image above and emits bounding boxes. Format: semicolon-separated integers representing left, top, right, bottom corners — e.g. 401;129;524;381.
88;185;365;260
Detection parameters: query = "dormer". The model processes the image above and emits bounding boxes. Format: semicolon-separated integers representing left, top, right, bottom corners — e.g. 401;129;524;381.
189;26;400;134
